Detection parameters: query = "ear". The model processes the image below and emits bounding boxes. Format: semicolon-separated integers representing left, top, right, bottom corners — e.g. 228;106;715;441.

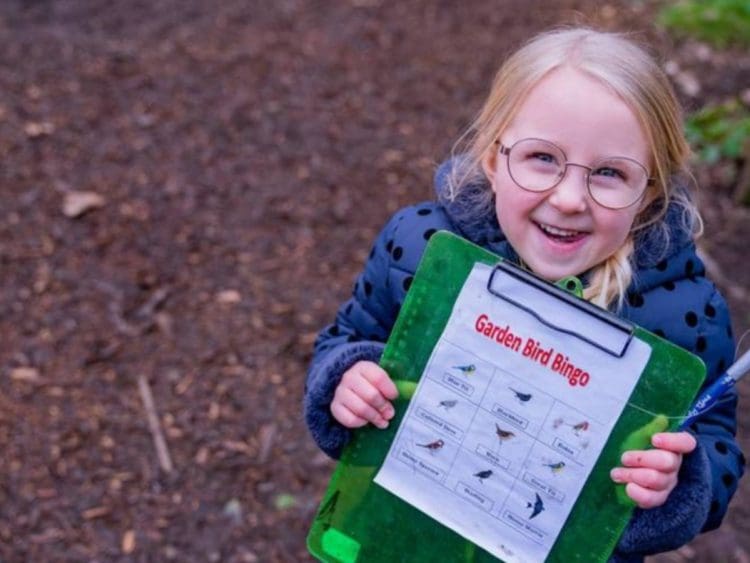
481;143;499;191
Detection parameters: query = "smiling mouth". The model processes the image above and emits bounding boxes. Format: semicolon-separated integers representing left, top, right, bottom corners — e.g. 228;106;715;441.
536;222;588;243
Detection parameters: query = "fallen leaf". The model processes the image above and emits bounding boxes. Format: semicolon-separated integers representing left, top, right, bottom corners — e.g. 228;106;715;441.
674;70;701;97
24;121;55;137
222;498;242;524
216;289;241;304
122;530;136;554
273;493;297;510
63;191;105;218
10;367;40;381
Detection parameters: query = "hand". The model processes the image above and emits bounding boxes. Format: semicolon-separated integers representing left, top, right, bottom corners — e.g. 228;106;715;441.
610;431;697;509
330;361;399;429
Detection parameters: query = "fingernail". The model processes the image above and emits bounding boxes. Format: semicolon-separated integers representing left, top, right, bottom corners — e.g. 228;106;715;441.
610;468;624;483
384;406;395;419
377;420;389;430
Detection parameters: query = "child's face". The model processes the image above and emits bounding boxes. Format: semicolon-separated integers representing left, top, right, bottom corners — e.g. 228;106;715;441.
482;67;650;282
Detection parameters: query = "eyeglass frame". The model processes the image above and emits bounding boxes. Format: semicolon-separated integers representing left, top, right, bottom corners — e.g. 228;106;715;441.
495;138;655;210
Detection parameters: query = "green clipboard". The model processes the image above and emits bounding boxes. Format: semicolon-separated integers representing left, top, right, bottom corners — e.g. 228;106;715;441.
307;231;705;562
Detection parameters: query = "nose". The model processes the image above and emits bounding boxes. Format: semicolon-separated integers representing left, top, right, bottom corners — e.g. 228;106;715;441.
547;164;589;214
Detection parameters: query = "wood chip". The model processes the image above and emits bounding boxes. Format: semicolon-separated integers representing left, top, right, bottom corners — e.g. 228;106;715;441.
222;440;251;454
36;488;57;499
137;375;174;473
175;373;194;395
82;506;111;520
194;446;209;465
257;423;276;464
30;528;63;544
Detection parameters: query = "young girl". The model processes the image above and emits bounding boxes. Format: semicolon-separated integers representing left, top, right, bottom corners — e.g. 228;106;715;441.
304;28;743;559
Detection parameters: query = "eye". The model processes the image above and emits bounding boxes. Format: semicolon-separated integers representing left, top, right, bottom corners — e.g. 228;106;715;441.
593;166;627;180
529;152;558;164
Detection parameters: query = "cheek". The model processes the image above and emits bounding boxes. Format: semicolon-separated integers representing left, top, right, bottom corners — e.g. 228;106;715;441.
494;182;543;222
599;211;638;251
488;161;516;194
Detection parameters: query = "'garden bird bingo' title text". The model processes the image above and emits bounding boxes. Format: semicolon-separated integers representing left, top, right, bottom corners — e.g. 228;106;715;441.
474;313;590;387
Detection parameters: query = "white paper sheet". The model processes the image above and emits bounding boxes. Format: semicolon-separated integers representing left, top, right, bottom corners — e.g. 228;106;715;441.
374;263;651;562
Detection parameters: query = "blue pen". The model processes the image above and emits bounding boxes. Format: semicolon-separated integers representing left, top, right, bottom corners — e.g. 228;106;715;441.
680;348;750;429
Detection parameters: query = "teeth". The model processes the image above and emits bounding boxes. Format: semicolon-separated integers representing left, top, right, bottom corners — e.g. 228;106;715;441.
539;223;583;237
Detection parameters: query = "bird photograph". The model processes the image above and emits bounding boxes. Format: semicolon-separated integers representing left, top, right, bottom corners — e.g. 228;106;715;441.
495;423;516;443
452;364;477;376
474;469;493;484
527;492;545;519
416;439;445;454
509;387;533;404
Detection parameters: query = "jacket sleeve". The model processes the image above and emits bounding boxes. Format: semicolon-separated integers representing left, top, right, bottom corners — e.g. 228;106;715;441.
615;286;744;557
687;287;744;532
303;213;402;459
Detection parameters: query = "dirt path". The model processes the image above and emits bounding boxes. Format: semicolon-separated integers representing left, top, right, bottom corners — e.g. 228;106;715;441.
0;1;747;561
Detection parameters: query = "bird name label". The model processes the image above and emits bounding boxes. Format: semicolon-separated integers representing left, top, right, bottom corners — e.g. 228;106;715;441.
374;263;651;563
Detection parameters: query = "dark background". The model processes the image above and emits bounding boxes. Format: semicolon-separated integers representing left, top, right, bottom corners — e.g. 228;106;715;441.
0;1;748;561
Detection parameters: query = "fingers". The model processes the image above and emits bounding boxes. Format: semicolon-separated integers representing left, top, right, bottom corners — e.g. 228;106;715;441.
623;482;671;509
611;465;678;508
651;431;696;454
610;431;693;509
349;376;395;421
351;365;395;405
330;361;398;429
330;400;368;429
611;465;675;492
358;362;399;400
620;448;682;473
337;387;391;429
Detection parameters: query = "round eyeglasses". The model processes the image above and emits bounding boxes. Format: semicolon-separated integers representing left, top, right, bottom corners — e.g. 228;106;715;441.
497;138;654;210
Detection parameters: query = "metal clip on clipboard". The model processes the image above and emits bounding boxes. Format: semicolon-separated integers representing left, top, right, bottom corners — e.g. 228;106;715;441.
486;261;635;358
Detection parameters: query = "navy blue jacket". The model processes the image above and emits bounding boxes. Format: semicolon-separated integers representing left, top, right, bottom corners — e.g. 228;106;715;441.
304;160;744;559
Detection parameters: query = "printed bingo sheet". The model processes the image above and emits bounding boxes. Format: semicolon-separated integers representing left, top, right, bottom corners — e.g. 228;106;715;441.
374;263;651;563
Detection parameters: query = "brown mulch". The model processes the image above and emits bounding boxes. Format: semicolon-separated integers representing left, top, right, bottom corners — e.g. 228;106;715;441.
0;1;748;561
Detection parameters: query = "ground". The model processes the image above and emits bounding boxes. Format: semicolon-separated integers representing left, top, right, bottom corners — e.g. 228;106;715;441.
0;1;749;561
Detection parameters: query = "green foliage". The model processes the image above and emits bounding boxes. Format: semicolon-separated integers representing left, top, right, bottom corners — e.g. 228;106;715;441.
685;99;750;165
658;0;750;48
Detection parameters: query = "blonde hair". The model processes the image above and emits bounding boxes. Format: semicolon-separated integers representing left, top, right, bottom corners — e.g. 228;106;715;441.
448;27;701;310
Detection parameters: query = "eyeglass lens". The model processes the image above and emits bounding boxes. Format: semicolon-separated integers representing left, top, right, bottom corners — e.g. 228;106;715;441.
506;138;648;209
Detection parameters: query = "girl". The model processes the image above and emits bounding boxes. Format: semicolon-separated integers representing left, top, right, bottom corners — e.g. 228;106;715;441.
304;28;743;559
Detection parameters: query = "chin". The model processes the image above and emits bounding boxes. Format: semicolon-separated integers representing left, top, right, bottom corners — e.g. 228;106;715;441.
529;263;587;283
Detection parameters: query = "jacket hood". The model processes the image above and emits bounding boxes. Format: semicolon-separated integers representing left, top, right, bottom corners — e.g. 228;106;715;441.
433;157;702;292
